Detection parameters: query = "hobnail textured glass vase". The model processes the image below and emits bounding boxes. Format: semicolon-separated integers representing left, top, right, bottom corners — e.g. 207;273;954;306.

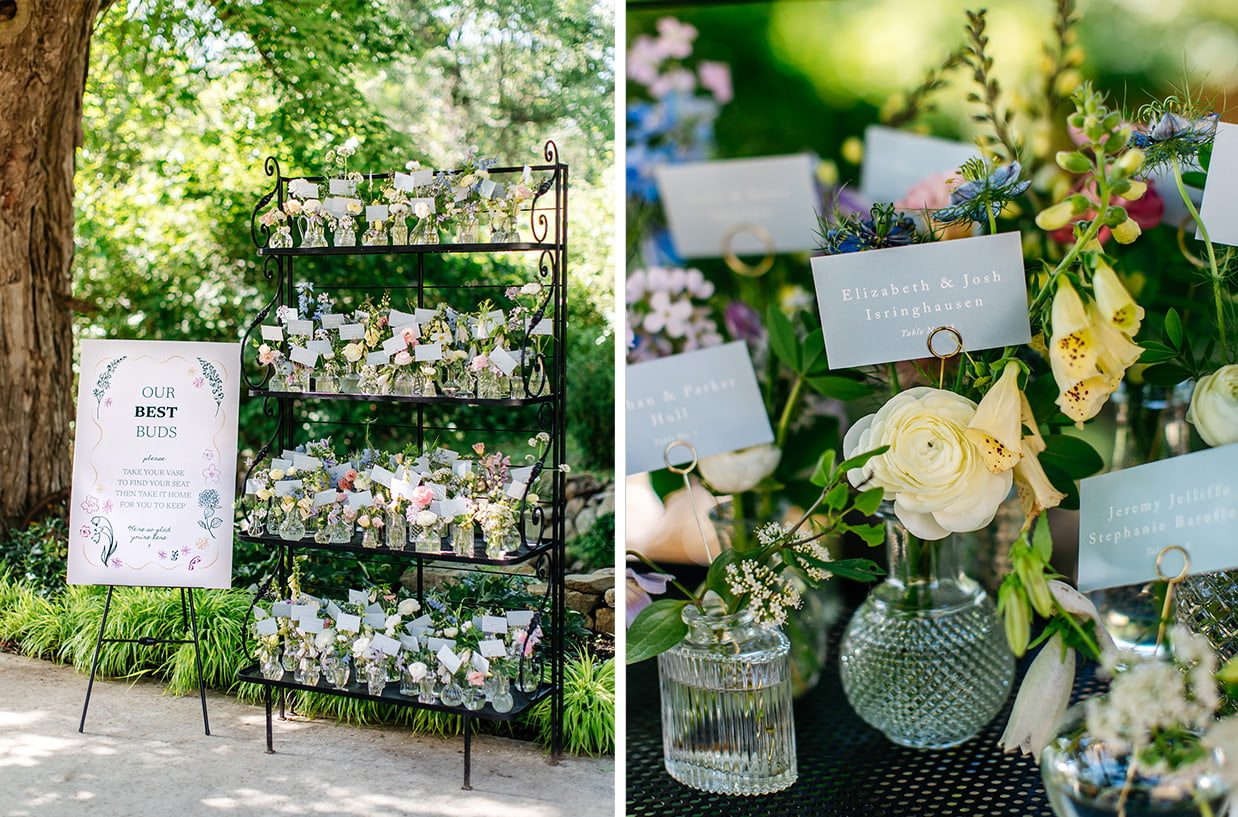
839;503;1014;749
657;605;797;796
1176;569;1238;667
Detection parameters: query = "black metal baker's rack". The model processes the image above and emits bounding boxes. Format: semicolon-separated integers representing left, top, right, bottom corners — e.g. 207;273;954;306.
235;141;569;788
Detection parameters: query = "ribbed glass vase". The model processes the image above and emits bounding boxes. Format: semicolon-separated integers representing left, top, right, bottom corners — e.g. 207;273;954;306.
839;502;1014;749
1176;569;1238;667
657;605;797;796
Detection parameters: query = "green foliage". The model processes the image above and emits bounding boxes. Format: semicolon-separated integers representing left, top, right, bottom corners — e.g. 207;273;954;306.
0;517;68;595
567;512;615;573
530;650;615;756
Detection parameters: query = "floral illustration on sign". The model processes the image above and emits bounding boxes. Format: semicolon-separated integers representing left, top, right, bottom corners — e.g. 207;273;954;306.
196;357;226;415
88;515;116;565
197;489;223;539
202;463;221;484
81;495;100;514
92;356;128;418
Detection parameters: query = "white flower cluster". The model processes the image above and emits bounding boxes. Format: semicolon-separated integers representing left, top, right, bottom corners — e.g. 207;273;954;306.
723;560;801;627
1087;626;1220;773
625;267;722;363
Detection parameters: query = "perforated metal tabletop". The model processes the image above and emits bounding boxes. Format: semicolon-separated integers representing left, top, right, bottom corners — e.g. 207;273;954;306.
626;613;1102;816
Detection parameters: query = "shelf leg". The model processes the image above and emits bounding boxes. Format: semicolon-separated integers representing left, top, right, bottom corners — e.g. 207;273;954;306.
186;588;211;736
264;687;275;754
461;715;473;791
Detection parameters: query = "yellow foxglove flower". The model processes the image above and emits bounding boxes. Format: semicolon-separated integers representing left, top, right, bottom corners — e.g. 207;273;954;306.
1055;373;1119;424
1092;262;1144;335
965;360;1023;474
1013;393;1065;517
1089;304;1142;376
1111;217;1141;244
1049;280;1098;385
1117;180;1148;201
1035;200;1075;231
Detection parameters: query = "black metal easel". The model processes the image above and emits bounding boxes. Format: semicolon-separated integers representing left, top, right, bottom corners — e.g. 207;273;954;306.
78;585;211;735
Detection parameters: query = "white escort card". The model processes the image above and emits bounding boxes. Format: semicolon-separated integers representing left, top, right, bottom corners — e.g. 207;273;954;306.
328;178;357;196
626;341;774;475
414;342;443;362
274;479;302;497
381;335;408;355
1077;445;1238;592
292;453;321;470
306;340;333;357
288;346;317;367
338;323;365;341
260;325;283;342
393;169;434;191
860;125;977;204
321;313;345;329
365;204;389;223
336;613;361;633
288;179;318;199
1197;121;1238;246
255;617;279;636
655;154;821;256
312;489;337;508
507;610;535;627
348;589;368;605
437;646;462;674
812;232;1031;368
272;601;292;618
371;633;401;656
365;350;389;366
481;615;508;634
286;319;313;337
479;639;507;658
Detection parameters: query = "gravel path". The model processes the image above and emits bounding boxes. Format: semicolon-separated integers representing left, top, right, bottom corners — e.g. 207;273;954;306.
0;652;615;817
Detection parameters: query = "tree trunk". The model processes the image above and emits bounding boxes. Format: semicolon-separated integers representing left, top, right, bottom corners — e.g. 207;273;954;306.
0;0;109;529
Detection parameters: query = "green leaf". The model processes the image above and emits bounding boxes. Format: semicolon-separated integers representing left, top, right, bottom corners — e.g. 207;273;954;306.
845;520;887;547
1040;435;1104;479
649;468;683;503
626;599;690;664
1142;363;1191;387
824;558;885;582
824;482;849;511
1181;170;1207;189
767;306;801;373
806;375;872;400
809;450;836;488
1164;308;1184;350
801;329;827;376
837;444;889;475
853;487;884;516
704;548;741;608
1031;514;1053;562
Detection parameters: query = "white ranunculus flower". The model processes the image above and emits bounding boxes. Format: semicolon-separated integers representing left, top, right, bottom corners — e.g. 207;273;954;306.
397;598;420;616
843;387;1013;540
697;443;781;494
1186;365;1238;447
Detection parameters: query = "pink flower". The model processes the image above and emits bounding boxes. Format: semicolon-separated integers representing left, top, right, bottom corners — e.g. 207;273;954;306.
393;350;412;366
627;34;664;86
401;326;418;344
193;376;205;389
523;626;542;658
465;669;486;687
649;67;696;99
697;61;732;104
81;496;99;514
202;463;221;484
895;171;964;211
409;485;435;510
470;354;490;372
102;500;113;514
111;558;122;568
656;17;697;59
202;449;216;461
79;525;93;538
472;442;486;457
257;345;277;366
1050;179;1165;245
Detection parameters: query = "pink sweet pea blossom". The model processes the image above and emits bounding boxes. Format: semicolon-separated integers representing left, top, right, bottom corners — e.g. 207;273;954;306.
697;61;732;104
465;669;486;687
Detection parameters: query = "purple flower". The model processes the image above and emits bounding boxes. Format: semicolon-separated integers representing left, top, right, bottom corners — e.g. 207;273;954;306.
724;301;765;344
626;568;676;626
111;559;122;568
102;501;113;514
81;496;100;514
157;550;167;560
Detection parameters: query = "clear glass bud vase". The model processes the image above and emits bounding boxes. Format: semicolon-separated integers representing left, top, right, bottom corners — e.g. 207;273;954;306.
657;605;797;796
839;502;1014;749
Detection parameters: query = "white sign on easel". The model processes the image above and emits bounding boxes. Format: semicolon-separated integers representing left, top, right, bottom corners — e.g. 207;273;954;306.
68;340;241;589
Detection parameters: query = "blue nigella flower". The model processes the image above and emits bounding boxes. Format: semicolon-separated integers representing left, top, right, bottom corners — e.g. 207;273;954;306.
932;161;1030;225
1130;111;1218;148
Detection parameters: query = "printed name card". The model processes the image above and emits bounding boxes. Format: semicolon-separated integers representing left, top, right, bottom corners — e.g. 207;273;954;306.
255;617;279;636
408;197;436;214
336;613;361;633
348;589;368;605
488;348;518;376
346;490;373;509
390;309;418;326
506;481;527;500
366;350;389;366
369;465;394;487
391;478;417;501
292;602;319;620
298;618;325;633
260;325;284;342
437;646;462;674
655;154;821;256
312;489;338;508
414;308;438;323
328;178;357;196
321;313;345;329
1077;446;1238;592
481;615;508;634
812;232;1031;368
338;323;365;341
288;346;317;367
325;601;341;620
371;633;401;656
274;479;302;497
292;453;321;470
399;635;420;652
439;497;470;518
478;179;501;199
306;340;334;357
625;341;774;475
1197;122;1238;246
381;335;408;355
288;179;319;199
362;612;388;628
507;610;535;627
472;653;489;674
365;205;389;223
270;458;292;471
393;170;434;191
859;125;977;204
479;640;506;659
414;342;443;362
272;601;292;618
286;319;313;337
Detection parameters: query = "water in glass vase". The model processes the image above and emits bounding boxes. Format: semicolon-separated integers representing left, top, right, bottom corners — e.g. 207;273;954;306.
657;606;797;796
